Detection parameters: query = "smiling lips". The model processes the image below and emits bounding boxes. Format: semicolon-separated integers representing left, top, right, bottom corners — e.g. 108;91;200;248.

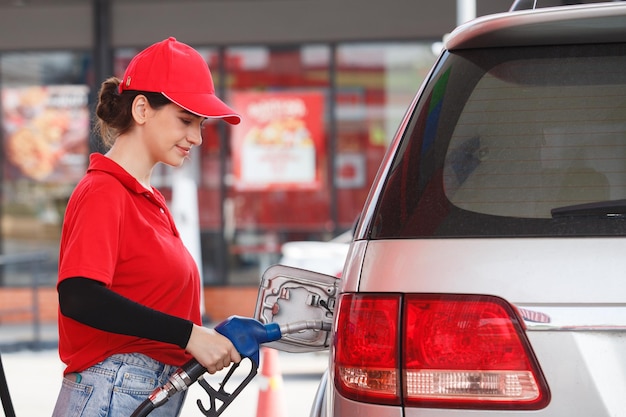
177;145;191;156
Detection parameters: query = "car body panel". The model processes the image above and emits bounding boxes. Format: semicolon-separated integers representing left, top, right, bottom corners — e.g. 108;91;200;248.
446;2;626;50
357;239;626;303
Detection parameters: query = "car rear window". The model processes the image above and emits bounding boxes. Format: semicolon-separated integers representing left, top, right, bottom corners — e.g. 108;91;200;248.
370;43;626;239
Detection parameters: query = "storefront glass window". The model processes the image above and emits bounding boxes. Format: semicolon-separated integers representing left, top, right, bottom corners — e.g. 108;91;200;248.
334;42;438;227
224;45;331;284
0;51;91;285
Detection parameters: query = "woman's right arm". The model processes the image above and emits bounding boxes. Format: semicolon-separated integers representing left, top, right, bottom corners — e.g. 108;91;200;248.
58;276;193;347
58;277;240;372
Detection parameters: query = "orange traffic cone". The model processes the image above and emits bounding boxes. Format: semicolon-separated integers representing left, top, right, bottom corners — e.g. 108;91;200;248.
256;347;288;417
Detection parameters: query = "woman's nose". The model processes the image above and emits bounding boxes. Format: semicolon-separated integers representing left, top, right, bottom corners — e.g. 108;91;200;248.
188;127;203;146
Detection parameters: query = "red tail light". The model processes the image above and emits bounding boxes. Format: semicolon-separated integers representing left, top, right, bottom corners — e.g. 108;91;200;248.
334;293;401;405
334;293;550;410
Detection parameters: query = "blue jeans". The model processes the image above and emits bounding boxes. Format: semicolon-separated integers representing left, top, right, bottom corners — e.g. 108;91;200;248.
51;353;186;417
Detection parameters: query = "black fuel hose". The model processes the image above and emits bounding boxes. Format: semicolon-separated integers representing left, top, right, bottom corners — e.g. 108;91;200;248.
0;352;16;417
129;399;155;417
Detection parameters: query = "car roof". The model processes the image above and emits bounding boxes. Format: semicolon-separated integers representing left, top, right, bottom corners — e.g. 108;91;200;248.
445;2;626;50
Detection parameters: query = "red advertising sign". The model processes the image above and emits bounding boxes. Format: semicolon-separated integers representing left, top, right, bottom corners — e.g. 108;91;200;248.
230;91;325;191
2;85;89;182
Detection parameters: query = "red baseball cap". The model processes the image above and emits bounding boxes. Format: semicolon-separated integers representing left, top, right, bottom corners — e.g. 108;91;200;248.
119;37;241;125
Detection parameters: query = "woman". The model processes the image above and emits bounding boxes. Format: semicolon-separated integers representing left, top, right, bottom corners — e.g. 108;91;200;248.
52;37;242;417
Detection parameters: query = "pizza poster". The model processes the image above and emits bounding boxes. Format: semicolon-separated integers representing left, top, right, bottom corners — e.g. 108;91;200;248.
2;85;90;182
230;91;325;191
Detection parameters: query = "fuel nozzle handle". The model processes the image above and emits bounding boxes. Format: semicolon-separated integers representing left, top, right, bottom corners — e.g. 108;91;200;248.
215;315;282;366
170;316;281;389
132;316;282;417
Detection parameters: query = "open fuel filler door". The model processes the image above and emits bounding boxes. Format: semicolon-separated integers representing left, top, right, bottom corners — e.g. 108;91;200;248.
254;265;338;353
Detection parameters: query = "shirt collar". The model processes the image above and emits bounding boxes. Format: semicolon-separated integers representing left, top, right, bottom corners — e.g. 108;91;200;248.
86;153;178;236
87;153;152;195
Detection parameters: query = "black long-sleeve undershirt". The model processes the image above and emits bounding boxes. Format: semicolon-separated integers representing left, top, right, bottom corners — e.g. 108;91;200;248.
58;277;193;349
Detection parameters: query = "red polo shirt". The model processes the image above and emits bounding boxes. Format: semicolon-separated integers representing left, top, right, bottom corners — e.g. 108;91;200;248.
57;153;201;373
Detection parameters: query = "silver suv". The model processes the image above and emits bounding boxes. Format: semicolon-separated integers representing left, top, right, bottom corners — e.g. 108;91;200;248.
254;2;626;416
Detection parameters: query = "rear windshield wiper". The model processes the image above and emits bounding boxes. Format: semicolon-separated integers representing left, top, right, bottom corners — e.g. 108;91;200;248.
551;199;626;218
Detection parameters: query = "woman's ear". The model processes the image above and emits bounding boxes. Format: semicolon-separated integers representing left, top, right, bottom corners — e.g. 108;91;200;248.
131;94;149;124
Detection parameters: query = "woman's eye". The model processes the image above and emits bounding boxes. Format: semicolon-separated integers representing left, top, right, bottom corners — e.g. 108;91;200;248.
181;118;192;125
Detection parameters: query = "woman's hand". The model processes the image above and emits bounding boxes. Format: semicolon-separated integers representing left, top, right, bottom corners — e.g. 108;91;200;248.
185;324;242;374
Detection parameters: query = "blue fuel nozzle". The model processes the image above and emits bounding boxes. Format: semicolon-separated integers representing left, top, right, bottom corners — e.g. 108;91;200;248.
214;315;282;366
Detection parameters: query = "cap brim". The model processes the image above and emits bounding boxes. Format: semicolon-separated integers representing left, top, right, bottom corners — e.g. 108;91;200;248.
163;92;241;125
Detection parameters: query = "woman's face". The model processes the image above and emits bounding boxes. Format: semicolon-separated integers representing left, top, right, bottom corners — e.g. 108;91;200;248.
143;102;204;167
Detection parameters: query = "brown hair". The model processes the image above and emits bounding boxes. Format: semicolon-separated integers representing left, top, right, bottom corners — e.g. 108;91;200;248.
94;77;171;148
